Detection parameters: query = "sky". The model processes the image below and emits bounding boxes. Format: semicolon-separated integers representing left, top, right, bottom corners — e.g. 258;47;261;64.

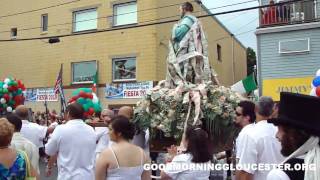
202;0;259;51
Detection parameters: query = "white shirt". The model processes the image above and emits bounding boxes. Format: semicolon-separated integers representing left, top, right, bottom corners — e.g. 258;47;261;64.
238;120;284;180
10;132;40;173
45;119;96;180
21;120;47;148
236;123;255;159
267;169;290;180
164;153;210;180
95;127;111;154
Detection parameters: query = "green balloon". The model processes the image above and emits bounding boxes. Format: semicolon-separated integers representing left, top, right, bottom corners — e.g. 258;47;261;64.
93;103;101;112
77;97;86;105
86;100;94;108
17;89;22;95
3;89;8;93
8;100;15;106
83;103;90;112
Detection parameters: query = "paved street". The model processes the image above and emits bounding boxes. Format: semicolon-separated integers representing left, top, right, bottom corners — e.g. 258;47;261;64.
39;160;58;180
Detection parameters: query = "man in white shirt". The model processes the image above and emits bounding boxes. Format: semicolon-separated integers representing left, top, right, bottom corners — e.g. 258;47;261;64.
15;105;54;148
95;108;114;159
45;102;96;180
234;100;256;161
7;113;40;173
237;96;284;180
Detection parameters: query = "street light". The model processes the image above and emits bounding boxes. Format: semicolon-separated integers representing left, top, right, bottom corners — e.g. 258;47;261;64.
48;37;60;44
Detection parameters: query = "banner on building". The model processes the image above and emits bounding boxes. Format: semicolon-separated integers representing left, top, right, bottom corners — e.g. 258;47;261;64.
263;77;313;101
25;88;58;102
105;81;153;99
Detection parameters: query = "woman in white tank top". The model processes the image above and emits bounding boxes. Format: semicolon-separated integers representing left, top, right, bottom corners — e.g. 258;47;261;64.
95;116;151;180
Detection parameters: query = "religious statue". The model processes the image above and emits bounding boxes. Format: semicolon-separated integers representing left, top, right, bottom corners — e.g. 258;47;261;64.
165;2;220;88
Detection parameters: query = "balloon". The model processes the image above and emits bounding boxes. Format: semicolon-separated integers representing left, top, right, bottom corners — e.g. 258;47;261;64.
83;103;90;112
4;78;10;84
313;76;320;87
6;106;12;112
316;86;320;97
3;88;8;93
3;94;10;101
88;108;95;115
92;93;99;104
0;98;6;104
93;103;101;112
79;91;86;98
3;84;8;89
17;89;22;95
8;100;15;106
77;97;86;105
310;88;316;96
316;69;320;77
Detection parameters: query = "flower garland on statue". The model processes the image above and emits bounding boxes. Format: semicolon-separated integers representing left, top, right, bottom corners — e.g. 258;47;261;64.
68;88;102;118
133;81;242;152
0;77;26;114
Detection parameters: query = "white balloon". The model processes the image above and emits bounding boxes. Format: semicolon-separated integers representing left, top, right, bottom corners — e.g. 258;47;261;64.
3;84;8;89
0;98;6;104
316;69;320;77
310;88;316;96
92;93;99;103
6;106;13;112
4;78;10;84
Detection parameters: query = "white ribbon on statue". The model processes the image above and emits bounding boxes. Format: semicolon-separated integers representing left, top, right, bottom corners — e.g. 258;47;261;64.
281;136;320;180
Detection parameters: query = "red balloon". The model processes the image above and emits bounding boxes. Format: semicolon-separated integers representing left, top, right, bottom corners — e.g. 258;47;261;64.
88;94;93;99
3;94;10;101
7;86;14;92
88;108;94;114
79;91;86;98
316;86;320;97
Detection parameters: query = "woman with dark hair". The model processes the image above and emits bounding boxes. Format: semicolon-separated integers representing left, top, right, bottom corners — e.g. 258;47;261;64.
160;126;212;180
95;115;151;180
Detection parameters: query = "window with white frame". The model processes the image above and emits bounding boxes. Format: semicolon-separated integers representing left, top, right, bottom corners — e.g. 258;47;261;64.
41;14;48;32
113;2;137;26
112;57;136;82
73;8;97;32
72;61;97;83
279;38;310;54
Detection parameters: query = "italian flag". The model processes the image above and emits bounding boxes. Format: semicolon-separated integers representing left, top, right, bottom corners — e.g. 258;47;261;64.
92;71;98;93
231;74;257;94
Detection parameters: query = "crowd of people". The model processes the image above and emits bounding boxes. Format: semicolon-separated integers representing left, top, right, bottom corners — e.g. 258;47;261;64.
0;92;319;180
1;1;319;180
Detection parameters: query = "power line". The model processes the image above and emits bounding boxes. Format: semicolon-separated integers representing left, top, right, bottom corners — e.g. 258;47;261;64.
0;0;311;42
234;17;258;32
0;0;257;34
0;0;81;19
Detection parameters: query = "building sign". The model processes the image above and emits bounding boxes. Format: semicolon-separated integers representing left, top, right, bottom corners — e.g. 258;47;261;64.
25;88;58;102
263;77;313;101
105;81;153;99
